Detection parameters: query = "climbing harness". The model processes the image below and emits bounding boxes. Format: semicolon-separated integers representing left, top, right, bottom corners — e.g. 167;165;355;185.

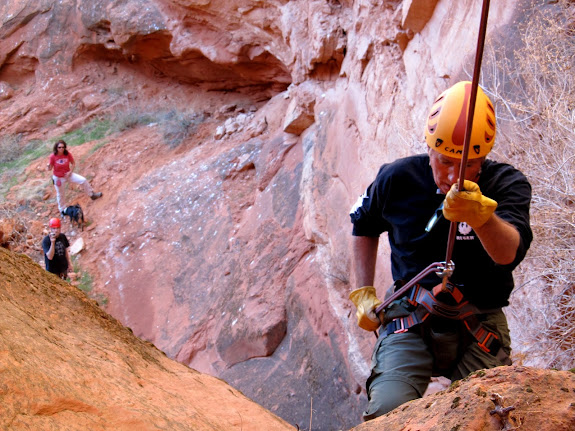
384;282;511;365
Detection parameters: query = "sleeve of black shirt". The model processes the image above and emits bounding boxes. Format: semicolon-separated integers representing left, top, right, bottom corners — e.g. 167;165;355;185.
42;236;51;256
482;161;533;270
349;164;392;237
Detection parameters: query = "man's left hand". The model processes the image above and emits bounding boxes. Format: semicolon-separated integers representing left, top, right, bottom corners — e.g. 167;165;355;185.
443;179;497;229
349;286;383;332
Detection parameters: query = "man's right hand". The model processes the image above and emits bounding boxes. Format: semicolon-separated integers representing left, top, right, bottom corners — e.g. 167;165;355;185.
443;180;497;229
349;286;384;331
50;233;56;242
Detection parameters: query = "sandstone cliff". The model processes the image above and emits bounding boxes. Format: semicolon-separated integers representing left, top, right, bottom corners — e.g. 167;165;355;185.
0;246;295;430
1;0;573;430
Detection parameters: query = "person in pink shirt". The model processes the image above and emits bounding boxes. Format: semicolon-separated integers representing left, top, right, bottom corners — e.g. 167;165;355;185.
47;140;102;214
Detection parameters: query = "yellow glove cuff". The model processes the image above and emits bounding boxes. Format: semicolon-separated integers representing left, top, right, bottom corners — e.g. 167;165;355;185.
349;286;383;332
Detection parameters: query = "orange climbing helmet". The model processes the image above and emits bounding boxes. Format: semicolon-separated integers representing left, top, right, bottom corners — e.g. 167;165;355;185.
49;217;61;228
425;81;496;159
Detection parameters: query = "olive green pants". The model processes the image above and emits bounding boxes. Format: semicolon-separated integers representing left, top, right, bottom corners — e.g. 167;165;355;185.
363;310;511;421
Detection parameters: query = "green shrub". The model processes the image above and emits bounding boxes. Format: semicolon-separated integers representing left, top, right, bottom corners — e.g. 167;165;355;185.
0;138;50;198
114;110;157;132
160;110;205;148
0;135;21;164
77;270;93;293
60;117;113;147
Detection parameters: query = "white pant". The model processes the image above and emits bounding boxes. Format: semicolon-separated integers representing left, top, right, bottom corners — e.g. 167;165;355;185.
53;173;93;212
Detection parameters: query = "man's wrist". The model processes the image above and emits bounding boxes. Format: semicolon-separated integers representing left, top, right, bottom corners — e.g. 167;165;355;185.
471;212;495;231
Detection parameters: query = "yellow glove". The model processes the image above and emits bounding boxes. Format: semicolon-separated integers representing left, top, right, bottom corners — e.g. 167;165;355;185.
443;180;498;229
349;286;383;331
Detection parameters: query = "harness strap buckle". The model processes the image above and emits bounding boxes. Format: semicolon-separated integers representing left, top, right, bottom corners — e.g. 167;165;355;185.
464;319;502;356
477;331;499;354
393;318;409;334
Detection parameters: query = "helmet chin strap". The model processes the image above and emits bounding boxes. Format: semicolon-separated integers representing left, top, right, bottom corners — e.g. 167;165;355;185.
441;0;492;292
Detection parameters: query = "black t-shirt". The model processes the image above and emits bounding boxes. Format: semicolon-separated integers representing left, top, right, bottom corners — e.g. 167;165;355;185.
42;234;70;275
350;154;533;308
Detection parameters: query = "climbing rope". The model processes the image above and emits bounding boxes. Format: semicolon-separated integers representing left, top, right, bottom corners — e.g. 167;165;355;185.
442;0;492;290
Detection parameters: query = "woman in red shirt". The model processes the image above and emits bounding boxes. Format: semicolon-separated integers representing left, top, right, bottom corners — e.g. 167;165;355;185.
48;140;102;214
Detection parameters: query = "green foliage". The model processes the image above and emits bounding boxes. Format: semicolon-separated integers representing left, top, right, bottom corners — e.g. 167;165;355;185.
114;110;157;131
160;110;205;148
0;135;21;164
71;254;93;293
89;140;108;155
0;138;50;199
77;270;93;293
60;118;113;147
92;293;109;306
70;255;109;307
0;137;47;168
0;175;19;198
112;108;206;147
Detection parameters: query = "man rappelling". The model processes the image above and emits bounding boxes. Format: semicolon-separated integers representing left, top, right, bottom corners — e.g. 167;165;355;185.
349;81;533;420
